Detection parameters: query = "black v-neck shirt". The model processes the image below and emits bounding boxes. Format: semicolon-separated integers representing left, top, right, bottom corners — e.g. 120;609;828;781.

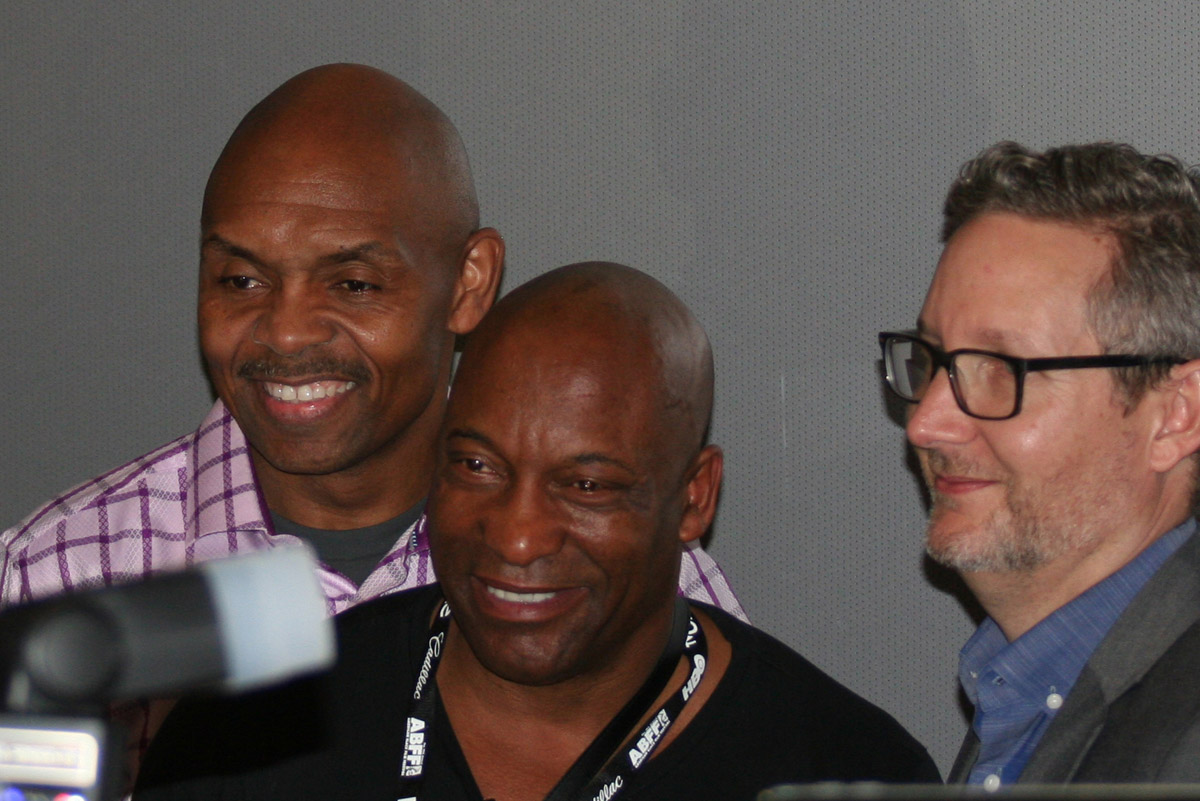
135;585;939;801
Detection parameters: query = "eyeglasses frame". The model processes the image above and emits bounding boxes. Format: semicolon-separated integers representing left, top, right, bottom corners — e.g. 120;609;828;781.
878;331;1187;421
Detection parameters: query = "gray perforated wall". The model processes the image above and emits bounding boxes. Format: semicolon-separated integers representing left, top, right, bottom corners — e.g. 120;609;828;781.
5;1;1200;775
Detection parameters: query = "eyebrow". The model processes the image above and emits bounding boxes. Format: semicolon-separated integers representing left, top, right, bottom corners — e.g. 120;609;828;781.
201;234;260;265
571;452;638;474
200;235;402;268
326;242;395;265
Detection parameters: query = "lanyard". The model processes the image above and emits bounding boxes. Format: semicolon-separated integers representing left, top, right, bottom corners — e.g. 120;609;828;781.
397;596;707;801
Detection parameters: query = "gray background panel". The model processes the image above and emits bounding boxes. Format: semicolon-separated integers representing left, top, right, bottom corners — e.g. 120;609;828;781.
5;1;1200;775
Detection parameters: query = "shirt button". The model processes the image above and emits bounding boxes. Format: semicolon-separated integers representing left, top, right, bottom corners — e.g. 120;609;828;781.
984;774;1001;792
1046;692;1064;709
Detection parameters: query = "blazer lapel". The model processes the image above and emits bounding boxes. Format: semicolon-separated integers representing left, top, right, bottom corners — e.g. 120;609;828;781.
1023;531;1200;781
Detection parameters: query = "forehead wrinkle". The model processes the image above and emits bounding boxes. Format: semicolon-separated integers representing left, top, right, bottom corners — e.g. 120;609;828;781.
204;189;421;270
919;309;1066;356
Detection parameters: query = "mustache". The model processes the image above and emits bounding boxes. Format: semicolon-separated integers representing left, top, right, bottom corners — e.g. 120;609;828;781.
236;358;371;385
922;449;996;483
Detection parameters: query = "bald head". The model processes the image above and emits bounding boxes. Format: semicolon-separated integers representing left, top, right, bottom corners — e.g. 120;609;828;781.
459;262;715;458
204;63;479;255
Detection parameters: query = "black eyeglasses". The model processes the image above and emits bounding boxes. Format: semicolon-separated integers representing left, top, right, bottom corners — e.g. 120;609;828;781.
878;332;1185;420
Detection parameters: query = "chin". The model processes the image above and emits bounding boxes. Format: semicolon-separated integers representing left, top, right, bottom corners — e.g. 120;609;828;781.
477;649;579;687
925;515;1053;574
254;452;355;476
466;629;588;687
248;434;374;476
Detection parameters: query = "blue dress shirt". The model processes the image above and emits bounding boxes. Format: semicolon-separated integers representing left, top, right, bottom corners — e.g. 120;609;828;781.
959;519;1196;788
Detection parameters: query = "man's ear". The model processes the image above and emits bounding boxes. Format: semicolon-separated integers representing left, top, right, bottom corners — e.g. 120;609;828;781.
1149;359;1200;473
448;227;505;335
678;445;724;544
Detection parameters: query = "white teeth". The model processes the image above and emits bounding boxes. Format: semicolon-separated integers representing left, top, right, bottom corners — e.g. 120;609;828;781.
487;586;558;604
265;381;356;403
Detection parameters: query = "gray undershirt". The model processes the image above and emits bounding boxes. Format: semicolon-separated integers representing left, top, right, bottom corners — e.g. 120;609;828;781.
270;500;424;587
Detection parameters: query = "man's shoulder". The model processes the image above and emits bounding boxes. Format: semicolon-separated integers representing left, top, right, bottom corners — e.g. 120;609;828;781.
686;603;940;784
4;431;195;541
0;404;253;606
1059;612;1200;782
1058;534;1200;781
1;430;199;605
329;584;445;687
1082;529;1200;696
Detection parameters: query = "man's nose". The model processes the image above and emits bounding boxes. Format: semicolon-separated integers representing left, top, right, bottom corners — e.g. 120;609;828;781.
905;369;976;449
251;285;336;356
481;483;567;567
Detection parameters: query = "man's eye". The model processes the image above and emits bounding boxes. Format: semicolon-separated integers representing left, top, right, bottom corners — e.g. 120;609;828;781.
338;279;378;293
220;275;262;290
562;477;629;508
451;457;495;477
572;478;622;496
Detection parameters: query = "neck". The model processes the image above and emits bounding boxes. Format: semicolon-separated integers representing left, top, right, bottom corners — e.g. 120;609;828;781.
443;613;675;724
252;394;445;530
966;506;1190;641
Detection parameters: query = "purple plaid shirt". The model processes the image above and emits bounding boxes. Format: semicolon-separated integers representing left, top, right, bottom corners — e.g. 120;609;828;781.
1;401;747;620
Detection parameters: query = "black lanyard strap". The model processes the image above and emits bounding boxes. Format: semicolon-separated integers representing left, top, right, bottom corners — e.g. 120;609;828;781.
575;610;707;801
396;596;708;801
541;596;692;801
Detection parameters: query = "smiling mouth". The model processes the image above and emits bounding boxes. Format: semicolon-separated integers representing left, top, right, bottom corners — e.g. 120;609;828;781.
485;586;560;604
263;380;356;403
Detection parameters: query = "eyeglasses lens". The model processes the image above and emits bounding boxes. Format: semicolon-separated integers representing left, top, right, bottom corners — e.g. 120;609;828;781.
953;353;1018;419
887;338;932;400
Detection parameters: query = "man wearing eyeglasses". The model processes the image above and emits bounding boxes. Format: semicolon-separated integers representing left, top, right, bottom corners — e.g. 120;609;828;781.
880;141;1200;785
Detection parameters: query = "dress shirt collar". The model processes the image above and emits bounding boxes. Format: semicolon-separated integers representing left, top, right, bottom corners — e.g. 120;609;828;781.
191;399;271;539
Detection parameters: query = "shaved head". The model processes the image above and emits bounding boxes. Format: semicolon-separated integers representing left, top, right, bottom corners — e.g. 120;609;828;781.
458;261;715;462
205;63;479;259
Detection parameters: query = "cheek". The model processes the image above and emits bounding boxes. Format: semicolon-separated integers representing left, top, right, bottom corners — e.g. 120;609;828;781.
198;303;250;363
984;423;1057;481
347;311;450;374
987;400;1123;482
427;488;481;554
571;516;673;576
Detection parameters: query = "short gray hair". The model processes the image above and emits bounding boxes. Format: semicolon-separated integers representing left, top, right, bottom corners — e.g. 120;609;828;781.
943;141;1200;400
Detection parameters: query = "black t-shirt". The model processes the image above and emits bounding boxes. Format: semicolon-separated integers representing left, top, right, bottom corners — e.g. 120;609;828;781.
135;585;939;801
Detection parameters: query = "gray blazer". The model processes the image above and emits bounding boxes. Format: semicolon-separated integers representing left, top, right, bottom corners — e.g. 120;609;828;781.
949;529;1200;783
